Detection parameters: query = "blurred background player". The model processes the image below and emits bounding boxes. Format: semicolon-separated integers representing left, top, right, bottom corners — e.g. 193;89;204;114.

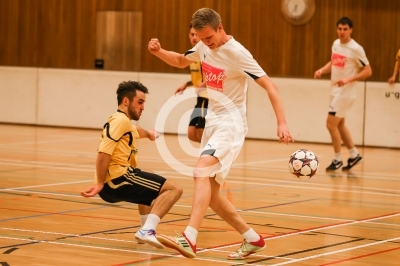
314;17;372;171
174;23;208;143
388;48;400;84
81;80;183;249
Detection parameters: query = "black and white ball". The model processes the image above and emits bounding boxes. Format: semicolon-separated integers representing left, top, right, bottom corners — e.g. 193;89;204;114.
288;149;319;180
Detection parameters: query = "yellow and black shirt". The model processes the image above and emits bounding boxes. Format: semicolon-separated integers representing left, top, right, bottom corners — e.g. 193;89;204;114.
190;61;208;98
97;110;139;182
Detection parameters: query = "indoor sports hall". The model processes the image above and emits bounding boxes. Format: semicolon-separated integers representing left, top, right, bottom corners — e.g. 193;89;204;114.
0;1;399;265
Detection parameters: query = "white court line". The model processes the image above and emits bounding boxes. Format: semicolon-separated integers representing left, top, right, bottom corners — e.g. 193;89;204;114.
160;171;400;197
0;235;261;265
248;210;400;228
2;168;399;200
0;136;99;147
197;212;400;259
0;180;91;191
2;156;400;179
271;235;400;265
1;188;399;229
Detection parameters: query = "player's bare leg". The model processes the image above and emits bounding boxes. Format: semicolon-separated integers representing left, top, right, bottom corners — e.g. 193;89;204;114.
338;118;363;170
326;115;344;171
135;180;182;248
326;115;342;153
156;155;219;258
337;118;354;149
195;128;204;143
209;178;266;259
188;126;201;142
209;178;248;233
188;155;219;229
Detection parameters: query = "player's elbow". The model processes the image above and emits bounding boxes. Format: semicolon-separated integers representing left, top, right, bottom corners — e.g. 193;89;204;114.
365;65;372;78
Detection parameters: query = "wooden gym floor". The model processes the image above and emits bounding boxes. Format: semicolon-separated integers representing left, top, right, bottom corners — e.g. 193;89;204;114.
0;124;399;265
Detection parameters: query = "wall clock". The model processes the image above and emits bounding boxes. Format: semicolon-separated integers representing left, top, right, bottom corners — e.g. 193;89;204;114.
281;0;316;25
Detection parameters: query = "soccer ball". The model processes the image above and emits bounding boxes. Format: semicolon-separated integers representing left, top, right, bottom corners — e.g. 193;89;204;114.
288;149;319;180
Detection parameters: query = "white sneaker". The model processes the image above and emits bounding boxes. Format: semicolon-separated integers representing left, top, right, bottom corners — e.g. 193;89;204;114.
135;229;164;249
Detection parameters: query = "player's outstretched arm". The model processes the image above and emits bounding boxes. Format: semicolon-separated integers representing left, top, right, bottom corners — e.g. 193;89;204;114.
148;38;192;68
388;60;399;84
334;64;372;87
80;152;110;197
137;126;160;141
255;75;294;145
314;61;332;79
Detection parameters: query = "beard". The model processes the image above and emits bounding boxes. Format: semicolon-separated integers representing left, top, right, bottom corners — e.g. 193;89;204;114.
129;109;140;121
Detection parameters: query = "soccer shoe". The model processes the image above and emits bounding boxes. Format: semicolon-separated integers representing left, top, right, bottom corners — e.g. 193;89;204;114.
156;232;196;258
134;229;164;249
325;159;343;171
228;235;266;260
342;154;363;171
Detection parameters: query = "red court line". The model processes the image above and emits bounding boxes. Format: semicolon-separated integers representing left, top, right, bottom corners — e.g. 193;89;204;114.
111;211;400;265
319;246;400;266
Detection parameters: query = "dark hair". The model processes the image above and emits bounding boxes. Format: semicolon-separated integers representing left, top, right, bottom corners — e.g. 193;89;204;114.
189;23;193;29
192;8;222;31
336;17;353;28
116;81;148;105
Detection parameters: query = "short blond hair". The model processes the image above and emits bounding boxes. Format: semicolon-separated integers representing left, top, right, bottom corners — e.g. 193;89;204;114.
191;8;221;31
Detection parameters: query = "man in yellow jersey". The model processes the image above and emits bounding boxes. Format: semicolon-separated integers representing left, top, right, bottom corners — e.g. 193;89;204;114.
175;23;208;143
388;49;400;83
81;80;182;249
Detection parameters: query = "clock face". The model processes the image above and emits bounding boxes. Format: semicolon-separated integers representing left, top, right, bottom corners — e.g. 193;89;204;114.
281;0;315;25
285;0;306;19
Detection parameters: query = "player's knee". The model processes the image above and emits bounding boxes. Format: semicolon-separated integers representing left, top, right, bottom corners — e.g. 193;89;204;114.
326;121;336;131
193;166;212;178
162;180;183;199
170;181;183;196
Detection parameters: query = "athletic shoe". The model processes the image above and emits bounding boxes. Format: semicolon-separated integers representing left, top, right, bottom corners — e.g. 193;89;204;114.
325;159;343;171
342;154;363;171
228;235;266;260
156;232;196;258
134;229;164;249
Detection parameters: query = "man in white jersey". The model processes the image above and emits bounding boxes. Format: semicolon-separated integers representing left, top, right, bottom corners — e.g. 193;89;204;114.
314;17;372;171
148;8;293;260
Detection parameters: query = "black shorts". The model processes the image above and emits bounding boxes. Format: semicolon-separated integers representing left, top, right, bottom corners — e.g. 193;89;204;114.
98;167;166;206
189;96;208;129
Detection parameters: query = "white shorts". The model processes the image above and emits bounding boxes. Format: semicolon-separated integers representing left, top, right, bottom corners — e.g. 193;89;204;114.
200;124;248;184
329;95;355;118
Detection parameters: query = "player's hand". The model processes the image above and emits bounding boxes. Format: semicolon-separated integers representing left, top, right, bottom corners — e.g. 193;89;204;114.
147;129;160;141
388;76;395;84
148;38;161;54
334;78;349;87
80;183;104;198
314;69;322;79
277;124;294;144
175;84;187;95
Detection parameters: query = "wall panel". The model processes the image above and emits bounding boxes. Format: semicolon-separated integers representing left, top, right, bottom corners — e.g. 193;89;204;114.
0;0;399;81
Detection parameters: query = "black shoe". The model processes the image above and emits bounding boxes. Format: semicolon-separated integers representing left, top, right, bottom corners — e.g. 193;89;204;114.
326;160;343;171
342;154;363;171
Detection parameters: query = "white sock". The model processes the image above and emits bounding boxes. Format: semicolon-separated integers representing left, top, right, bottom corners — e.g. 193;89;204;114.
334;153;342;162
184;226;198;245
349;147;358;158
141;214;160;230
242;228;260;243
140;214;148;227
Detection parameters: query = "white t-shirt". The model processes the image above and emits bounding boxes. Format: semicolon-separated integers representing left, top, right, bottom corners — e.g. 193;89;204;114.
185;37;266;126
330;39;369;98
